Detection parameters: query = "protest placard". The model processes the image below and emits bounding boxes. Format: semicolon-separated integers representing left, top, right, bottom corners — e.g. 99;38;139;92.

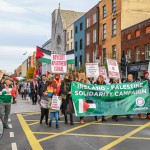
107;58;120;78
78;73;86;81
99;66;107;80
51;96;61;111
51;54;67;73
86;63;99;77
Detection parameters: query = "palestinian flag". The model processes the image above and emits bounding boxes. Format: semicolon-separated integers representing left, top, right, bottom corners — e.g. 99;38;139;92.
66;50;75;65
0;88;12;103
36;46;51;64
10;76;26;82
79;99;96;114
33;69;41;81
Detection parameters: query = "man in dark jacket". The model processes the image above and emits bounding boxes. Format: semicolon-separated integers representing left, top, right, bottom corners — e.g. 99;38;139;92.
37;75;49;97
143;71;150;119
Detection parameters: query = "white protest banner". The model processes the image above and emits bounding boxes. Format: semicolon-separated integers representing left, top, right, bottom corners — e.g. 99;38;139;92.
51;96;61;111
51;54;67;73
107;58;120;78
40;100;49;109
99;66;107;81
86;63;99;77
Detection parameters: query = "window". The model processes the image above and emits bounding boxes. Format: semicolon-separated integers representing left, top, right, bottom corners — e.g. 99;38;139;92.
71;30;73;38
71;42;73;50
80;23;83;31
67;32;69;41
127;34;131;40
112;0;116;13
146;26;150;34
135;30;140;37
103;5;106;18
127;49;131;62
93;13;97;24
66;44;69;51
112;18;116;36
75;57;78;67
112;45;116;59
80;55;82;65
103;24;106;40
86;18;90;28
57;35;61;46
103;48;106;64
93;50;97;62
75;26;78;34
75;41;78;51
145;44;150;60
93;29;97;43
135;46;140;61
86;53;90;63
86;33;90;46
80;39;82;49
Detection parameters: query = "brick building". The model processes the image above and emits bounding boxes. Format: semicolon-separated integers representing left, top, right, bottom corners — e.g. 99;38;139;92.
122;19;150;79
85;3;99;63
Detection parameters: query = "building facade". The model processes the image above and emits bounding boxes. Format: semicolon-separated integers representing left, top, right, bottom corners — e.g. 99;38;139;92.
74;15;85;69
122;19;150;79
21;59;28;77
85;3;99;64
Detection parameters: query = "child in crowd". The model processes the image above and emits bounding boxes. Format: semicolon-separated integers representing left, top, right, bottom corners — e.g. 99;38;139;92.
38;90;49;125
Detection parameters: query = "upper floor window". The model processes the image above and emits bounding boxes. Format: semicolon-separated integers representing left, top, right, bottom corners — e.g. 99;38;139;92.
80;23;83;31
145;44;150;60
93;13;97;24
86;33;90;46
86;53;90;63
103;48;106;64
127;49;131;62
112;45;116;59
112;0;116;13
112;18;116;36
86;18;90;28
71;30;73;38
103;5;106;18
146;26;150;34
80;39;83;50
135;46;140;61
75;56;78;67
75;26;78;34
103;24;106;40
93;29;97;43
127;33;131;40
75;41;78;51
135;30;140;37
67;32;69;41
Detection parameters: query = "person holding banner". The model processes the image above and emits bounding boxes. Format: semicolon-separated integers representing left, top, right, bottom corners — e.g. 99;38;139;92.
60;74;74;125
94;75;107;122
143;71;150;119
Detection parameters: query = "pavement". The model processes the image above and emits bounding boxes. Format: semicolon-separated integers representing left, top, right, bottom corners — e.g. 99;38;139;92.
0;97;150;150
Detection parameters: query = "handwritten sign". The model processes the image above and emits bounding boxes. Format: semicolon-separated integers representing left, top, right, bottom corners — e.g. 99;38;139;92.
86;63;99;78
51;96;61;111
99;66;107;81
51;54;67;73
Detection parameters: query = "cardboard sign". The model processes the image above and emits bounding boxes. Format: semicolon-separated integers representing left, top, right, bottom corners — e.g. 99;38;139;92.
51;96;61;111
40;99;49;109
99;67;107;81
86;63;99;78
78;73;86;81
107;58;120;79
51;54;67;73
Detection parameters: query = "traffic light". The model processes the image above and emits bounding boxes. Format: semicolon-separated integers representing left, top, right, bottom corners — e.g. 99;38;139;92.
121;57;126;72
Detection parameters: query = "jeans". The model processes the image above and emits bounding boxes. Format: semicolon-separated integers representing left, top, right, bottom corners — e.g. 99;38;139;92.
49;112;59;126
0;102;11;125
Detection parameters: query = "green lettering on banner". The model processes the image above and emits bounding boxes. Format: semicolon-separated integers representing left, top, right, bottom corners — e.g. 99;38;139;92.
71;81;150;116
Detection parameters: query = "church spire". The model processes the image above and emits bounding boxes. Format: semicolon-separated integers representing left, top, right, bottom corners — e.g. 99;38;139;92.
58;3;60;10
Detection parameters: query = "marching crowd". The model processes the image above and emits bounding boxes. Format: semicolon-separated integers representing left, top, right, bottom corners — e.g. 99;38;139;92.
0;71;150;129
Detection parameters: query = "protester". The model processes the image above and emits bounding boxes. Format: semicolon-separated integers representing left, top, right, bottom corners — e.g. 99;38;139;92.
11;81;18;104
0;78;13;129
38;74;49;97
142;71;150;119
30;79;38;105
52;74;61;96
94;75;107;122
60;74;74;125
47;80;54;98
38;90;49;125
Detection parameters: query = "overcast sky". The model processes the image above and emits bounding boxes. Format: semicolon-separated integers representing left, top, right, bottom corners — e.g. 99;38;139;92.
0;0;99;73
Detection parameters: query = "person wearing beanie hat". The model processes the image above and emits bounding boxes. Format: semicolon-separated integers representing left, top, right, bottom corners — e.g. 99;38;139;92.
143;71;150;119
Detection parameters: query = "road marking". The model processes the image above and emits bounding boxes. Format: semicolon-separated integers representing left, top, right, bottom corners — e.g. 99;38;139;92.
28;121;40;126
17;114;43;150
9;124;12;128
8;118;11;122
100;122;150;150
33;132;60;135
92;123;141;127
10;132;14;137
11;143;17;150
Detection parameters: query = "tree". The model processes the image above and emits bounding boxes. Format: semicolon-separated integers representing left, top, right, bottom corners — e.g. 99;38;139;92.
26;67;35;79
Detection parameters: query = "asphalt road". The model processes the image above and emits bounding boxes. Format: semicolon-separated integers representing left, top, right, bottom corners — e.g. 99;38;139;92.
0;98;150;150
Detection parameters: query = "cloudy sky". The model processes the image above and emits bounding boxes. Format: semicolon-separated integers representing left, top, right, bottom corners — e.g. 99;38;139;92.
0;0;99;73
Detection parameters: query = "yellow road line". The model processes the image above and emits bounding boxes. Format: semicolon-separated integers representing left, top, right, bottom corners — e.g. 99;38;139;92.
129;136;150;140
17;114;43;150
38;120;102;142
33;132;60;135
28;122;40;126
92;123;141;127
100;122;150;150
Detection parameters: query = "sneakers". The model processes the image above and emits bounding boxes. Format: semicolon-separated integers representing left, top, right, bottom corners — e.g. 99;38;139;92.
56;125;59;129
80;119;85;124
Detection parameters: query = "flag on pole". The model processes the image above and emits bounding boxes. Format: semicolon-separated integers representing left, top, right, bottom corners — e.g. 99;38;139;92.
36;46;51;64
33;69;41;80
66;50;75;65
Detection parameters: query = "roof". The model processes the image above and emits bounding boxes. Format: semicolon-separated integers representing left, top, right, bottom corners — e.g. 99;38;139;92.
60;10;85;29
